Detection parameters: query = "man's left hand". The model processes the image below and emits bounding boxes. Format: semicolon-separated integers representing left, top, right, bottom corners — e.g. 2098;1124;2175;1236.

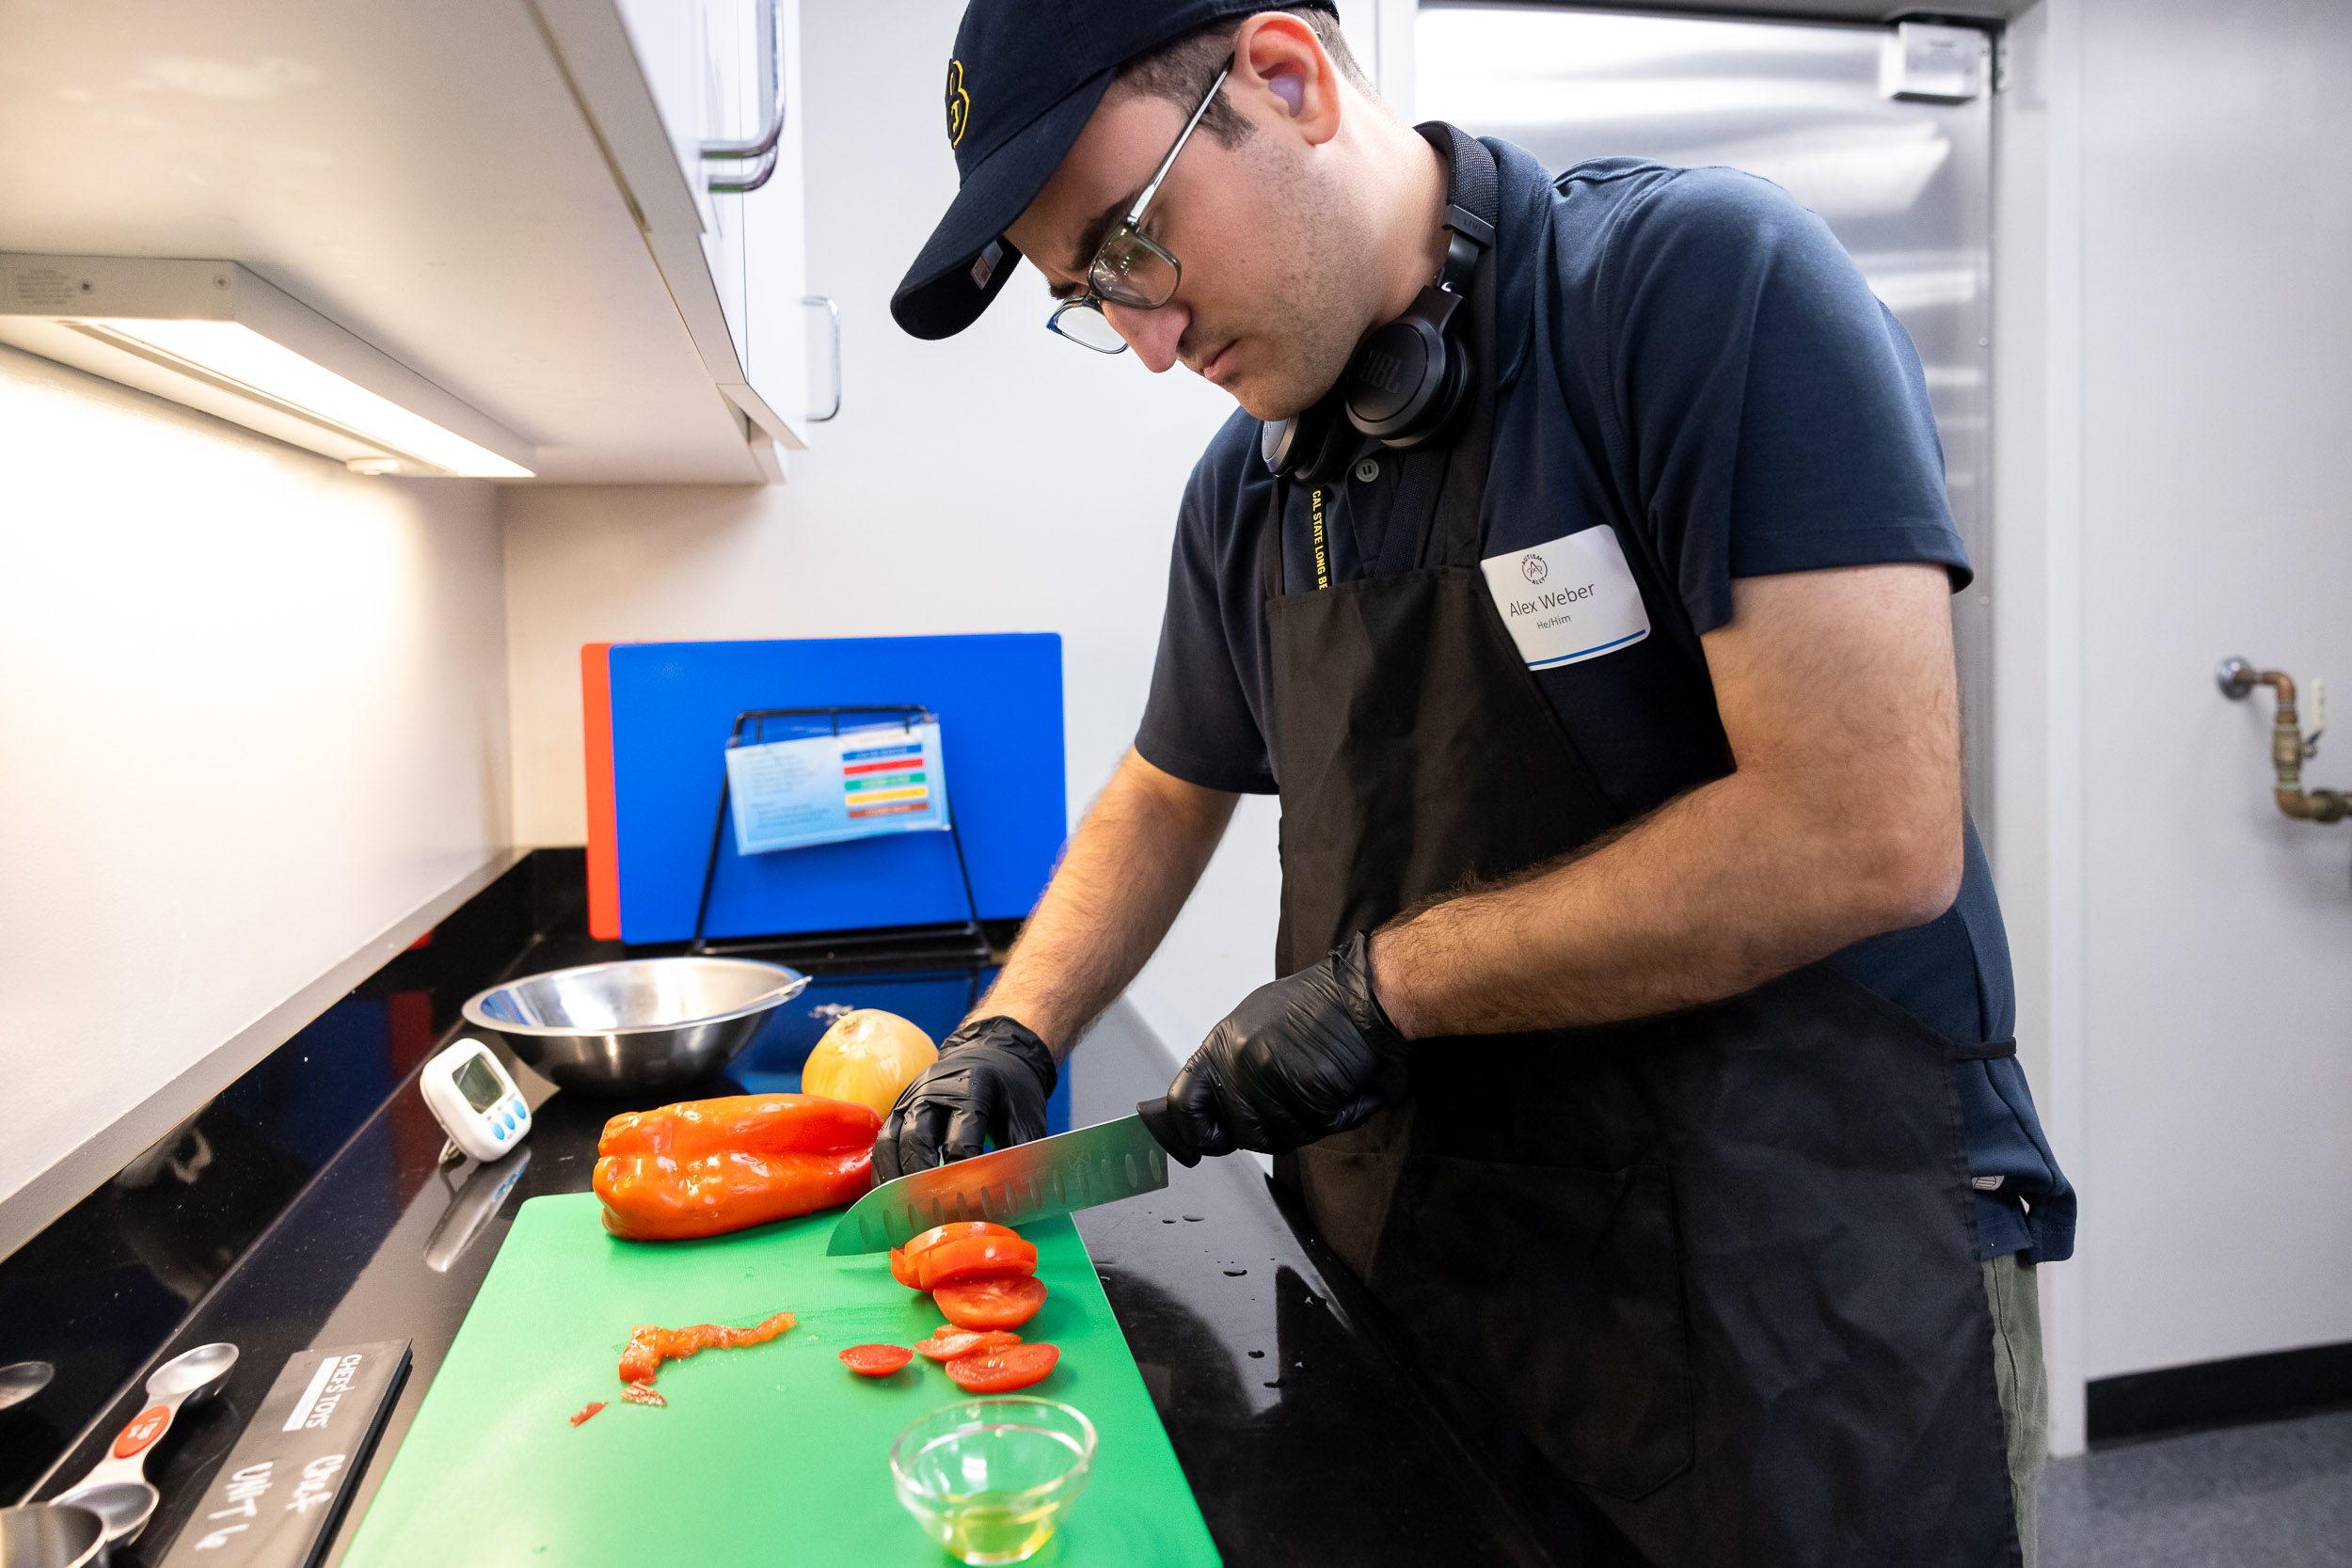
1162;932;1413;1156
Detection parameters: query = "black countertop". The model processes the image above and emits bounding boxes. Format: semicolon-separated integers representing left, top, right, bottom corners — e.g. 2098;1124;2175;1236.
6;862;1581;1566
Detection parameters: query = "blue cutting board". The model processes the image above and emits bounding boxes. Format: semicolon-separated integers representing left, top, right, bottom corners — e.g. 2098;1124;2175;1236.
598;635;1067;942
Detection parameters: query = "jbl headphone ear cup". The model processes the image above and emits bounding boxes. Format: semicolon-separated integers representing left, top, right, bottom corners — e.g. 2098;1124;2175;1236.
1260;403;1319;475
1260;393;1359;484
1394;328;1470;452
1343;309;1447;440
1343;284;1471;451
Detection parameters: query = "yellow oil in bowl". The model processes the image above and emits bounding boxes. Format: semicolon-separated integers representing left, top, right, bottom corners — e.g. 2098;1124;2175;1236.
890;1399;1097;1565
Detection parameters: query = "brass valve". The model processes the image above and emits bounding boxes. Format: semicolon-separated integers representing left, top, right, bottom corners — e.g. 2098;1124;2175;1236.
2217;657;2350;822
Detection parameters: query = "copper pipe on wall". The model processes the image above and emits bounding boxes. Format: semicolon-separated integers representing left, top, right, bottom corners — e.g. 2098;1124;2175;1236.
2217;657;2351;822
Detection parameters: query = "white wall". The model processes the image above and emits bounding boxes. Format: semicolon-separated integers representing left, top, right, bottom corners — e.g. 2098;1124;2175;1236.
0;344;512;1248
1996;0;2352;1449
500;0;1284;1060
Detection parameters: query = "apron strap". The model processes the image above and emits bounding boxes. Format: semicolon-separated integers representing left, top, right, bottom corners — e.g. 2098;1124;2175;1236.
1416;126;1501;574
1950;1037;2018;1061
1422;234;1500;573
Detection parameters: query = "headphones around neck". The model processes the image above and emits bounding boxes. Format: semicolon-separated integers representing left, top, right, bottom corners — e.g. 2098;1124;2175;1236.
1261;123;1499;485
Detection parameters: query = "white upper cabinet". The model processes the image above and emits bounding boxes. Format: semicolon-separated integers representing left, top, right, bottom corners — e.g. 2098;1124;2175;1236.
0;0;818;483
549;0;813;473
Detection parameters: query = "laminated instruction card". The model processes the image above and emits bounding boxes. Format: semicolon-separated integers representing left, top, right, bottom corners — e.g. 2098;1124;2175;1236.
725;721;951;855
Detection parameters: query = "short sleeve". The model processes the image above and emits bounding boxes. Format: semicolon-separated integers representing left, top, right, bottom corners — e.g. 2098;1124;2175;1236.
1600;166;1970;634
1134;423;1279;795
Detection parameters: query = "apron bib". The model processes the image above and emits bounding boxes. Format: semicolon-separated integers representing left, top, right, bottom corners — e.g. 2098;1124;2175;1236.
1258;218;2019;1568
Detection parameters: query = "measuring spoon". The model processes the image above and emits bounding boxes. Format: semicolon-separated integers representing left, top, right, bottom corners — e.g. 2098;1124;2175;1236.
53;1342;238;1545
0;1364;54;1411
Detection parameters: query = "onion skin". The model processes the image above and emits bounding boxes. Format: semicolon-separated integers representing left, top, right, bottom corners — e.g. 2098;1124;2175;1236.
802;1009;938;1117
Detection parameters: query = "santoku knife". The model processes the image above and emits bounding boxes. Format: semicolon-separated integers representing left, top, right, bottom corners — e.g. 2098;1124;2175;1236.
826;1097;1200;1255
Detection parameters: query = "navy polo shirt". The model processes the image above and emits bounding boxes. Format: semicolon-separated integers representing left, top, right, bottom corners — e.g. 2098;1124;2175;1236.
1135;143;2074;1264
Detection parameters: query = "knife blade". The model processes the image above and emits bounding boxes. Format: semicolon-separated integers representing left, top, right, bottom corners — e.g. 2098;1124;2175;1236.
826;1097;1199;1255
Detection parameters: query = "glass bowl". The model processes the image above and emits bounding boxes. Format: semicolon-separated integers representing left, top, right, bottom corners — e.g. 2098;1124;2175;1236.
889;1398;1098;1565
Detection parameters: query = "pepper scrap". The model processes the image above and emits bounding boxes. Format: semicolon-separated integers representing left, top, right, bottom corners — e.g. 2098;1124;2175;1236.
620;1383;666;1407
618;1310;798;1386
595;1095;882;1241
569;1400;608;1427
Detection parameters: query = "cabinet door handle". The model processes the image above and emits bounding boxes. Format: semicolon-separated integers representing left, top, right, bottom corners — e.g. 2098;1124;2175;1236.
703;0;785;190
707;146;778;195
804;294;841;422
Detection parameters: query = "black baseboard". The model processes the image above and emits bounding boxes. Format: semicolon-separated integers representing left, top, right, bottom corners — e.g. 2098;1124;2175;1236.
2088;1339;2352;1446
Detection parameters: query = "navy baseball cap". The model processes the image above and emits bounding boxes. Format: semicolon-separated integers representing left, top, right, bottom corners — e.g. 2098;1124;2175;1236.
891;0;1336;341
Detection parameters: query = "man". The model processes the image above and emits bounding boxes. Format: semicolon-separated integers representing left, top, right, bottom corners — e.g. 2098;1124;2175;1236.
883;4;2074;1564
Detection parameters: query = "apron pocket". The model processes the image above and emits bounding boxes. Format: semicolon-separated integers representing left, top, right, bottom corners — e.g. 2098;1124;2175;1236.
1375;1156;1692;1501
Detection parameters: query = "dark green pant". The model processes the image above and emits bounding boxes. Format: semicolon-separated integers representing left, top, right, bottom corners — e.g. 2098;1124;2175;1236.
1984;1255;2047;1568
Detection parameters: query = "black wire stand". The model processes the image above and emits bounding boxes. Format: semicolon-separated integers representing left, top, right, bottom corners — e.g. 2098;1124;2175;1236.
688;705;990;964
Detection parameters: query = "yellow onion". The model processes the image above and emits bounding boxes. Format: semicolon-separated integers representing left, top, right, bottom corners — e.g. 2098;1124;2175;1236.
802;1009;938;1117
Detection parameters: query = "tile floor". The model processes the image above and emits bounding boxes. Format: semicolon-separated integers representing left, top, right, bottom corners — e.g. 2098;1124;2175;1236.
2040;1408;2352;1567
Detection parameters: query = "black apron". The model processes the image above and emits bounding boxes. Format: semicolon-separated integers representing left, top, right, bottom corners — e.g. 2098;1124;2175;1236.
1259;229;2019;1568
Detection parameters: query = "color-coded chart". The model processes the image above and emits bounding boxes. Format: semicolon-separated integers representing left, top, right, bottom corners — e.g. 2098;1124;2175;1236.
842;736;930;821
725;721;951;854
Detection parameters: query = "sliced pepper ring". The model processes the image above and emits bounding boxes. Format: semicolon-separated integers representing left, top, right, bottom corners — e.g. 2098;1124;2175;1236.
933;1275;1048;1331
914;1233;1040;1291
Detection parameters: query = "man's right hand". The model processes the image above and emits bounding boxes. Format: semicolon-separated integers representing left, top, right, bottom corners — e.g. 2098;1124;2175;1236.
1160;932;1413;1157
872;1016;1058;1180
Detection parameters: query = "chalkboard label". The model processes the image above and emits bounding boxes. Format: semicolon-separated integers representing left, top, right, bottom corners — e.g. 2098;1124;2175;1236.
156;1339;409;1567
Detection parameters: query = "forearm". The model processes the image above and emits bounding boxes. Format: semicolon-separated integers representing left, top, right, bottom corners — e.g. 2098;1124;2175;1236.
973;749;1238;1056
1372;564;1964;1039
1370;768;1952;1037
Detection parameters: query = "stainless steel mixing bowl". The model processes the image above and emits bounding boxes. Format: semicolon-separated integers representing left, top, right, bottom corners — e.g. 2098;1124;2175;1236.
460;957;807;1095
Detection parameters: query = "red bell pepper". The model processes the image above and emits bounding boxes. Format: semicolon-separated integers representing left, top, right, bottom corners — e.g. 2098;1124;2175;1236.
594;1094;880;1241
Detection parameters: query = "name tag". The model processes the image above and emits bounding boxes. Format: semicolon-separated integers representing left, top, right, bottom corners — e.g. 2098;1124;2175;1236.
1479;526;1651;670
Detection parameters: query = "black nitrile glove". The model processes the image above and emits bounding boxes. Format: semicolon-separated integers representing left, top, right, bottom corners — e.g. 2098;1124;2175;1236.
1163;932;1411;1158
873;1016;1057;1180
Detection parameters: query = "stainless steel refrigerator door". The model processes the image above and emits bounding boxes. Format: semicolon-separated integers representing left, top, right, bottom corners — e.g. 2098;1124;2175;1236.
1416;6;1996;838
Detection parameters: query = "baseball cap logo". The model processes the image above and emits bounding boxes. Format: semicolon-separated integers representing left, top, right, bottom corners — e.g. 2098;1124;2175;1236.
945;58;971;147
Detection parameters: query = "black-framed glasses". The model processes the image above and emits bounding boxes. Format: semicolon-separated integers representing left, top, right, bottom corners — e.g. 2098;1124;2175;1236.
1046;61;1232;355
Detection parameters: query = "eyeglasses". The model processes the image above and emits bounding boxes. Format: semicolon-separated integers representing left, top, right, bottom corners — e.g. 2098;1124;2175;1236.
1046;61;1232;355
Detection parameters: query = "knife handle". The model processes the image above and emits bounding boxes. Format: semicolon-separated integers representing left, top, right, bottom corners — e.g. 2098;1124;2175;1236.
1135;1098;1201;1168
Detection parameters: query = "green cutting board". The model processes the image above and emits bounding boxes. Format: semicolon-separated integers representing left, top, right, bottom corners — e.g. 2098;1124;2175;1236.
342;1194;1218;1568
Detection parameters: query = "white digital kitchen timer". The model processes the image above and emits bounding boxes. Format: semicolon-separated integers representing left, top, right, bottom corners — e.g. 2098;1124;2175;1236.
420;1038;532;1163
